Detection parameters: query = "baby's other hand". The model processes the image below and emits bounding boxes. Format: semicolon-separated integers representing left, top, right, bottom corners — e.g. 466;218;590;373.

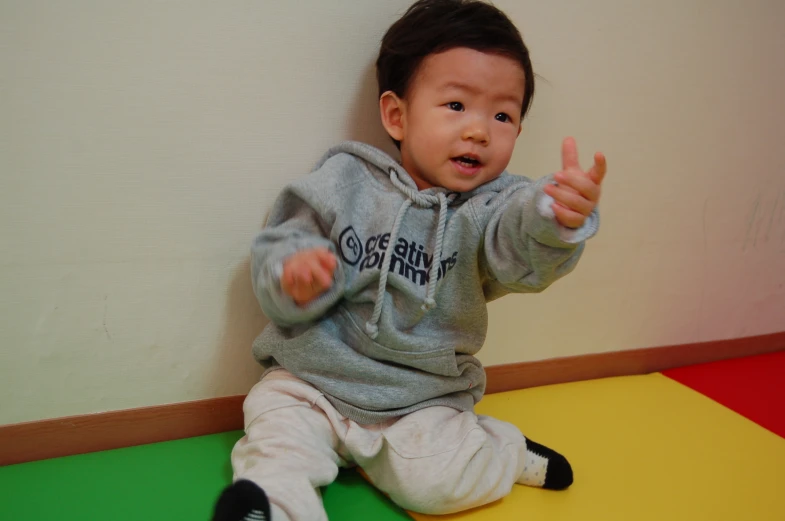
281;248;338;306
543;137;607;229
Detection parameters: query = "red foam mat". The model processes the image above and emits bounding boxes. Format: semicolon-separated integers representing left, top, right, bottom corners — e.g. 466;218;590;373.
663;350;785;439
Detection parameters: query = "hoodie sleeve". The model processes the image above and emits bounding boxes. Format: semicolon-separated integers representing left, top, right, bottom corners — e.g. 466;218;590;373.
251;183;346;327
479;174;599;294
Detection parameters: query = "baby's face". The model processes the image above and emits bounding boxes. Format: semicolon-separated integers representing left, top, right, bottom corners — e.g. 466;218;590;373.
398;47;526;192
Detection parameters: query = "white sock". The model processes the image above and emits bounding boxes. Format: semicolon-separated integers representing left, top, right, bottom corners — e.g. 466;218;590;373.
517;445;548;487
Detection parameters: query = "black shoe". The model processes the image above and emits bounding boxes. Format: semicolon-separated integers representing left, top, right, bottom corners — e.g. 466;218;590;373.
212;479;272;521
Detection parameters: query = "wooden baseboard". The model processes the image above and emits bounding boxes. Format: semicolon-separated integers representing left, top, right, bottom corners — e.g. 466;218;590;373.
483;331;785;394
0;395;245;468
2;331;783;467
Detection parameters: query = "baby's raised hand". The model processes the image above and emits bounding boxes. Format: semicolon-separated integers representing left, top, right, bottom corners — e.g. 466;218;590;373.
281;248;338;306
543;137;607;229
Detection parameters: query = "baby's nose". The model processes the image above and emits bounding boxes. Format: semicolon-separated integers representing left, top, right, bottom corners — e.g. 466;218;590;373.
462;122;489;144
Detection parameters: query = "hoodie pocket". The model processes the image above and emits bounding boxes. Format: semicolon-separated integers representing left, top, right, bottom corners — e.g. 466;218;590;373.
339;307;461;377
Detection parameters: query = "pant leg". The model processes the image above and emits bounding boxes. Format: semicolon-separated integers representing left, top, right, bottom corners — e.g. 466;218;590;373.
350;406;528;515
231;370;347;521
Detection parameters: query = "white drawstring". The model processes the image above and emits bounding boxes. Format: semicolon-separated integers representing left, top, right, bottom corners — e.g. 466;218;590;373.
365;169;456;339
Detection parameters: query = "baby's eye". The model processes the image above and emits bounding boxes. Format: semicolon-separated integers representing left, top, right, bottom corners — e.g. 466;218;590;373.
447;102;464;112
495;113;512;123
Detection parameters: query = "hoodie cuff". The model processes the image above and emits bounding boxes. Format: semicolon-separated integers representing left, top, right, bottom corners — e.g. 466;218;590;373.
525;175;600;248
254;239;346;326
264;258;346;325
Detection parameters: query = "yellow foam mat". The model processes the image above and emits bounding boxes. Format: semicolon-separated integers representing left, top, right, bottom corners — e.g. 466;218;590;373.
408;373;785;521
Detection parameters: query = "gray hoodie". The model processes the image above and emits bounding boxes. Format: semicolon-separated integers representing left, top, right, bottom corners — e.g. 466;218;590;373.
251;141;598;424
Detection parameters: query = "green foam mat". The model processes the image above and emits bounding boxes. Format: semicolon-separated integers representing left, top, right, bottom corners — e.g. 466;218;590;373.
0;430;412;520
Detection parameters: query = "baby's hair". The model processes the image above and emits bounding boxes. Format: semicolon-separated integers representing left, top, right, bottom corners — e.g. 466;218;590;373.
376;0;534;138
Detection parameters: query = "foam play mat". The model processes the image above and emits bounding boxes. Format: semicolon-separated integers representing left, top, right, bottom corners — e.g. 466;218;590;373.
1;352;783;521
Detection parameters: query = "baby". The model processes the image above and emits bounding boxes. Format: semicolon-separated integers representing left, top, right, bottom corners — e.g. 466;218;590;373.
213;1;606;520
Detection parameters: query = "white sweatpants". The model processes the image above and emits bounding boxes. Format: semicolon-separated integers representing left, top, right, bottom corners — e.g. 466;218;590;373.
231;369;534;521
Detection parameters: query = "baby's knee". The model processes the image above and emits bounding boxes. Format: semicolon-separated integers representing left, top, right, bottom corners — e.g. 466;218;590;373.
384;443;519;514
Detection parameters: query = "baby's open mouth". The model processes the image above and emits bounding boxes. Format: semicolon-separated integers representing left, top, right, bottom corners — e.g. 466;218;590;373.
453;156;481;167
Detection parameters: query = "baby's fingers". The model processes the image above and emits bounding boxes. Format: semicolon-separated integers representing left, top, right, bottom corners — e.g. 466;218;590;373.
588;152;607;185
543;184;595;216
283;272;313;305
309;261;335;290
551;203;586;229
314;248;338;272
554;171;601;203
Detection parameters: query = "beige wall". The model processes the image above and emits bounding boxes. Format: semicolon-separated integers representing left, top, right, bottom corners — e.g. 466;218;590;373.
2;0;784;425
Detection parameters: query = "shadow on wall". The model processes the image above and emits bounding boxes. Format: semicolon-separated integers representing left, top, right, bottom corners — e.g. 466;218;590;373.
210;257;268;398
346;59;400;158
210;58;394;398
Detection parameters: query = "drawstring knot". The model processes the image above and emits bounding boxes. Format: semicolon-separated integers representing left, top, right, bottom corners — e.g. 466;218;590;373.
421;298;436;312
365;322;379;338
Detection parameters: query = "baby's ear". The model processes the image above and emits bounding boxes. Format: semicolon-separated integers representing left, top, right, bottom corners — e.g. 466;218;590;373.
379;91;405;142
